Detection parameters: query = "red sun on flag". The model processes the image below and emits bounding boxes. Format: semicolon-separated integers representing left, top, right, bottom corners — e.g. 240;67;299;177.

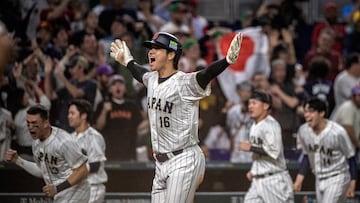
220;32;255;72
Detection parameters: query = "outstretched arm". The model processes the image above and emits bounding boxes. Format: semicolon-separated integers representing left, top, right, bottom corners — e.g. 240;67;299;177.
110;39;149;83
5;149;42;178
196;32;243;89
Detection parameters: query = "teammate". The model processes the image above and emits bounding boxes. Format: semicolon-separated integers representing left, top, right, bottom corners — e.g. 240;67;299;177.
68;99;107;203
110;31;243;203
5;105;90;202
238;90;294;203
293;97;357;202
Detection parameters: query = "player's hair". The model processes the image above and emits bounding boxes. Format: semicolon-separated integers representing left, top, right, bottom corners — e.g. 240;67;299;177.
69;99;92;122
303;97;328;115
250;90;272;110
27;105;49;120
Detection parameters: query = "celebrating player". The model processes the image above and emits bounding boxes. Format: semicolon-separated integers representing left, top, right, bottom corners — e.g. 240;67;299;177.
110;31;243;203
293;97;357;202
68;99;108;203
5;105;90;202
238;90;294;203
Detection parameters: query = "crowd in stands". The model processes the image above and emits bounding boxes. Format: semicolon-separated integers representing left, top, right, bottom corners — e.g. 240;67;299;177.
0;0;359;163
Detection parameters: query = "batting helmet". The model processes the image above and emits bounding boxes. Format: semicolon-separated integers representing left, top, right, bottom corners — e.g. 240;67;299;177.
143;32;182;68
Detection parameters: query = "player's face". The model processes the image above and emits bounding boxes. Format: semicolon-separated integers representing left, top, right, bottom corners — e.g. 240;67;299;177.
26;114;49;140
303;104;324;129
68;105;84;129
248;99;269;122
148;46;173;71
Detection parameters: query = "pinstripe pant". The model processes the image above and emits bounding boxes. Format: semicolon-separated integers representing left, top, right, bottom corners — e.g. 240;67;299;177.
89;184;105;203
151;145;205;203
316;172;350;203
244;171;294;203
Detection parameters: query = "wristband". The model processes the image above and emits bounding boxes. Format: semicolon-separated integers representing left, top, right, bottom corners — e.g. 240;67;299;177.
55;180;71;193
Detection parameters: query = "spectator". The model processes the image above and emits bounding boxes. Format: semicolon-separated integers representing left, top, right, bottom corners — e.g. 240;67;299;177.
226;81;253;163
47;54;97;132
303;56;334;114
94;74;144;161
94;64;114;111
204;121;230;161
72;10;106;42
98;0;137;35
332;52;360;115
78;33;106;79
47;23;70;60
344;12;360;56
178;38;207;73
40;0;73;24
160;1;192;41
187;0;208;40
332;84;360;157
136;0;165;34
311;2;345;54
269;59;302;150
303;28;343;82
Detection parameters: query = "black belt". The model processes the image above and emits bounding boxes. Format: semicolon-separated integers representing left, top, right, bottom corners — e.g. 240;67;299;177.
253;171;282;179
319;173;339;181
155;149;183;163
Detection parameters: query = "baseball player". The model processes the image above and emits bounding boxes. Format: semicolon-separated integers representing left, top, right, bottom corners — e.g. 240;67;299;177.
238;90;294;203
293;97;357;203
110;31;243;203
68;99;108;203
5;105;90;203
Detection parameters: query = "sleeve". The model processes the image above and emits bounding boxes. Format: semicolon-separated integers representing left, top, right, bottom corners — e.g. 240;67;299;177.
261;121;282;160
338;127;355;158
62;138;88;169
87;133;106;163
178;72;211;101
142;72;152;88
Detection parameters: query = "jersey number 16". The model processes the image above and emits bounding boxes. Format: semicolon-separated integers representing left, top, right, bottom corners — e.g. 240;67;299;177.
159;116;170;128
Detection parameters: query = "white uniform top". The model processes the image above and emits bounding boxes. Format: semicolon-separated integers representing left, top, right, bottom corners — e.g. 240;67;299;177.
32;127;88;185
143;71;211;153
297;120;355;179
71;126;108;185
249;115;287;176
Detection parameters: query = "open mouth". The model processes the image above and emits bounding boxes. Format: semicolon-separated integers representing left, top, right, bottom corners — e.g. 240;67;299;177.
149;57;155;64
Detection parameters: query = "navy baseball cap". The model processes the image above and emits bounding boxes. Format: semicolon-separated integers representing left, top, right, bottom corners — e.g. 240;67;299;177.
143;32;182;52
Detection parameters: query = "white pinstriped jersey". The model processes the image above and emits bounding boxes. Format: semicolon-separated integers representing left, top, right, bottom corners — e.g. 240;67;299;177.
249;115;287;175
32;127;88;185
143;71;211;153
71;126;108;185
297;120;355;179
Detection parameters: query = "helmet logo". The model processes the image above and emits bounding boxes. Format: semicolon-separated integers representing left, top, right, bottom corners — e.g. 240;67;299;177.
169;40;178;51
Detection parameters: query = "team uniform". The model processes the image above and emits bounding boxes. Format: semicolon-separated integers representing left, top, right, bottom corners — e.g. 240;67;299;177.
297;120;355;203
143;71;207;203
245;115;294;203
71;126;107;203
33;126;90;203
